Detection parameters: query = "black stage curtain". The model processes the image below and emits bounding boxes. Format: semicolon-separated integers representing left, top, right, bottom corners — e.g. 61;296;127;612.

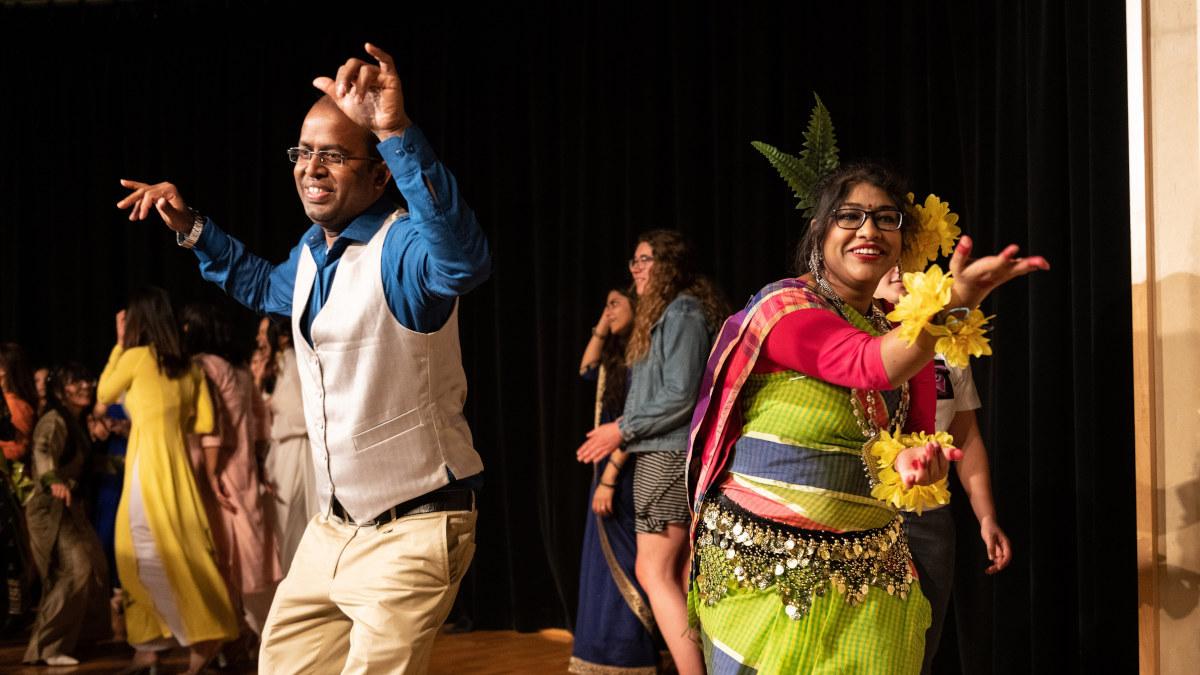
0;1;1133;672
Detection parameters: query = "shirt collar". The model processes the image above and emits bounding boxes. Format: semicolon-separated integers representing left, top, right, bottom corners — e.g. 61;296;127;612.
304;197;395;252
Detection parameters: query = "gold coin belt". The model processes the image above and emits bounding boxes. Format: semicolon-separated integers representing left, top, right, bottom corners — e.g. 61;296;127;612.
694;499;915;620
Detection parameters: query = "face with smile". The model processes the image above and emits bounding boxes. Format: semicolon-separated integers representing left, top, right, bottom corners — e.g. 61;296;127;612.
630;241;655;295
59;378;93;415
820;182;903;307
604;290;634;335
294;100;390;231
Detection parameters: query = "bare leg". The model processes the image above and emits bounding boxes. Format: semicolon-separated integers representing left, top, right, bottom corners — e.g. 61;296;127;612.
636;524;704;675
186;640;221;675
131;649;159;666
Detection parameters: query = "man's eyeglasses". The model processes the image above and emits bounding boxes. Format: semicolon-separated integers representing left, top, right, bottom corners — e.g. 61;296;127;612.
831;207;905;231
286;147;381;166
628;255;655;270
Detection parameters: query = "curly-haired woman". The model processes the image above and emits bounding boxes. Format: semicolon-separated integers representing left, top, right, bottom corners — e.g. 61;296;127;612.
578;230;729;675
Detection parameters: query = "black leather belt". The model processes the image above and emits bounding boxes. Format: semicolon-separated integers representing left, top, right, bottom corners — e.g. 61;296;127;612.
331;487;475;526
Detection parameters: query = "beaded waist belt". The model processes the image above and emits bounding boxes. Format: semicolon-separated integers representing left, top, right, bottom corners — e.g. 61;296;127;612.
693;495;915;620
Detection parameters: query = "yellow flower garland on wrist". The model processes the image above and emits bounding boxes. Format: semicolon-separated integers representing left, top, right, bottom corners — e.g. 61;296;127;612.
924;308;993;367
885;265;953;345
885;265;995;368
867;430;952;515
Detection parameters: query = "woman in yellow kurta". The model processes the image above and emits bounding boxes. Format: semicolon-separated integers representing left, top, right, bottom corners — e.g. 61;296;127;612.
96;287;237;674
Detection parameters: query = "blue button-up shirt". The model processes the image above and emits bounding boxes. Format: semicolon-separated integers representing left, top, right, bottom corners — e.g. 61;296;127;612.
191;126;491;343
189;126;490;492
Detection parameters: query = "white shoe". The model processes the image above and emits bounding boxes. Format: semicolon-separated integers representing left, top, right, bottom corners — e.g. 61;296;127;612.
45;654;80;666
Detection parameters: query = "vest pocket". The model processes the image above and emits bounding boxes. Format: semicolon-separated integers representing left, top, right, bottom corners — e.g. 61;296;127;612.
351;408;425;453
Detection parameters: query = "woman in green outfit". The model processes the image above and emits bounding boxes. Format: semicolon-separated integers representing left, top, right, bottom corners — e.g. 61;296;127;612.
686;162;1047;673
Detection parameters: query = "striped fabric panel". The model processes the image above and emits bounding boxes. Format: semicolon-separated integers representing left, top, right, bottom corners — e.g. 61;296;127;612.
688;282;834;508
720;472;895;532
727;436;870;496
739;373;866;452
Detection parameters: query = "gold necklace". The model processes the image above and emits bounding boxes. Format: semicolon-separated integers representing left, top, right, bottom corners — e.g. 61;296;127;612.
810;273;910;487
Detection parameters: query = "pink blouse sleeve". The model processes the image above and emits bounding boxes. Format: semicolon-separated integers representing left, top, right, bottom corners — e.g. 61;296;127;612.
758;307;893;390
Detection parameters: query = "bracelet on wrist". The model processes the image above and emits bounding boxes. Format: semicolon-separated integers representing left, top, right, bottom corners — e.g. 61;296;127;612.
864;430;953;515
599;481;617;488
885;265;994;368
176;208;205;249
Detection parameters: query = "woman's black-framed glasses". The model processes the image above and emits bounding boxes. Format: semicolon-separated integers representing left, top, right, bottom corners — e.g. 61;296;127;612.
287;147;382;166
831;207;904;231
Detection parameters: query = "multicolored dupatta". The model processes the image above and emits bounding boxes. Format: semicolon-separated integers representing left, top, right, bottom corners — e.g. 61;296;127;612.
685;278;830;538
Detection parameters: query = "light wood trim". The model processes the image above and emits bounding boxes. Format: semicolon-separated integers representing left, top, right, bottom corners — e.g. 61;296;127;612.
1129;0;1159;671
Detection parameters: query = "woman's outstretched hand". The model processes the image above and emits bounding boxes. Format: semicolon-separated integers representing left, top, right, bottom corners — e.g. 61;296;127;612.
948;235;1050;309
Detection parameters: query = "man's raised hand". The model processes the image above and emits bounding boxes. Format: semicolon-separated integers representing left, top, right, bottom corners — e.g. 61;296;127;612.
116;179;192;234
313;42;412;141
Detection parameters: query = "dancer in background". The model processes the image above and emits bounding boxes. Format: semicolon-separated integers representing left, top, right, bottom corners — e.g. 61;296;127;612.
22;364;109;666
252;316;315;574
0;343;41;632
88;398;130;641
875;267;1012;674
0;343;38;462
571;285;661;674
578;231;729;675
181;303;281;651
97;288;237;674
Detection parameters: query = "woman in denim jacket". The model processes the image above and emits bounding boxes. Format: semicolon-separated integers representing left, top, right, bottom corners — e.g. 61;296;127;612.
578;230;728;675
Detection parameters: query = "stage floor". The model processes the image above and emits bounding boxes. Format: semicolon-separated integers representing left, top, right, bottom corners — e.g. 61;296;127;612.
0;627;575;673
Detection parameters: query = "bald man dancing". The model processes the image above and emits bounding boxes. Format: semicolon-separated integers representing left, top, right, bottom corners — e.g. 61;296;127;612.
119;44;490;673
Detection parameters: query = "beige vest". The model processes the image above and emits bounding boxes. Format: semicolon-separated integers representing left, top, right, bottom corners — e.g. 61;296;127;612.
292;213;482;522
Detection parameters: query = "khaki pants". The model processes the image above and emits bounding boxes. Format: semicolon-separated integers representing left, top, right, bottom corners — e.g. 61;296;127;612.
259;507;477;674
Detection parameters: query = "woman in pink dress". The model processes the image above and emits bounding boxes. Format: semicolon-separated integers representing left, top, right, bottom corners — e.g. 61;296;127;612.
181;303;281;651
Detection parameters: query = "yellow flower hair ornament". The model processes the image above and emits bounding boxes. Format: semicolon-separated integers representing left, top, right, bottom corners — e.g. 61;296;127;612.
866;430;953;515
900;193;961;273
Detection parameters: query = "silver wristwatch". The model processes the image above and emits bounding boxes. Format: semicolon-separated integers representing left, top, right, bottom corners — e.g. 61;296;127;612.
176;208;205;249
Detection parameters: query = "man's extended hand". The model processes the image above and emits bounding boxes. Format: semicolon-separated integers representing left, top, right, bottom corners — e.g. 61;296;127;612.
116;179;192;233
313;42;412;141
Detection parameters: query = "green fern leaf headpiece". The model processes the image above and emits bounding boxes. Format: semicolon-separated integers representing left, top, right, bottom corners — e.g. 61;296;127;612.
751;93;840;219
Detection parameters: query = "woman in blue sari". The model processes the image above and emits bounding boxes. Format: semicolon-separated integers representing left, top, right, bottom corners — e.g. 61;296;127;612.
571;286;661;674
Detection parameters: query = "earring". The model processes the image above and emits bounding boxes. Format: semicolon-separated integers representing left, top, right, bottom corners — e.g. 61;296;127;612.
808;248;824;279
